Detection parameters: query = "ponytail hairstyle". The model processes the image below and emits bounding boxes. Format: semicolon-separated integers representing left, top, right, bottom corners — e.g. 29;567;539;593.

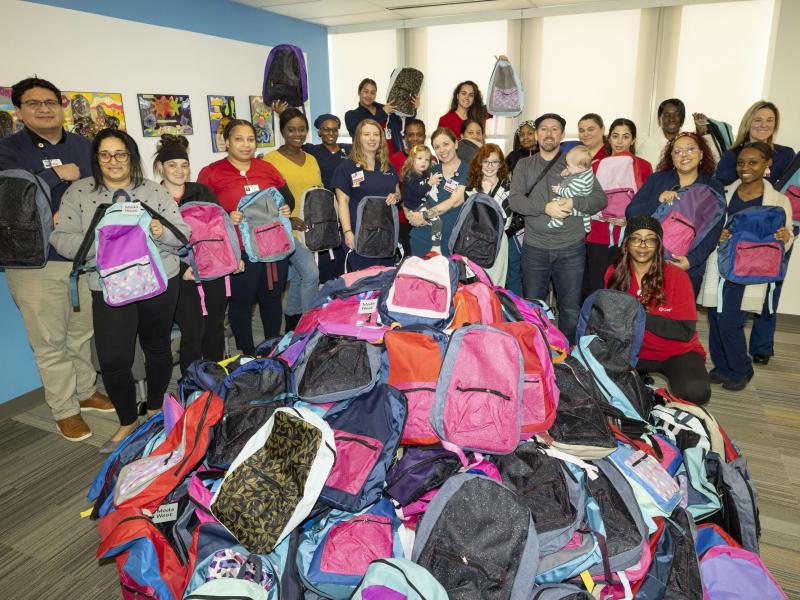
400;145;432;179
152;133;189;173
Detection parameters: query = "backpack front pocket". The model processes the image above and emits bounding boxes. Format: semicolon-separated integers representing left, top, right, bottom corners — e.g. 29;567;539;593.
0;223;41;265
100;256;162;305
326;430;384;494
733;241;782;278
662;213;696;256
254;222;292;256
427;544;506;600
444;385;515;451
395;383;438;444
298;338;372;398
392;274;449;313
319;515;393;575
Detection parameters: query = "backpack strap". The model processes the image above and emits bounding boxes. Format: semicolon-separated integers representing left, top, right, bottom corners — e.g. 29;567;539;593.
69;202;112;310
525;150;562;196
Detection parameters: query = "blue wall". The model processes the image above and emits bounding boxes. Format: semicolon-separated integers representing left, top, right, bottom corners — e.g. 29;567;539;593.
26;0;331;118
0;273;43;403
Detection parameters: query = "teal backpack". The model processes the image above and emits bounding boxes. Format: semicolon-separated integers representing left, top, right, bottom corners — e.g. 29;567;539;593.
351;558;449;600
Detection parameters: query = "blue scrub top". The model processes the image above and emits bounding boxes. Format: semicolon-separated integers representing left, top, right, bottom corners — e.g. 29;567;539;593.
409;159;468;257
304;143;351;190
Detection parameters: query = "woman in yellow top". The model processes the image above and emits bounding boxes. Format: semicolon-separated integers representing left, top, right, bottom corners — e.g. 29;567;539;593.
264;108;324;331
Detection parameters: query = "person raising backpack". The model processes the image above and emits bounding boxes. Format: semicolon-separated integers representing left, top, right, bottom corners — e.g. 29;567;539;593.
50;128;192;453
699;142;794;390
605;214;710;405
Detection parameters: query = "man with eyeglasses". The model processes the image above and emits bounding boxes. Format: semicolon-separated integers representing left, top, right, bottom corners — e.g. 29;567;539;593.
508;112;608;344
0;76;112;442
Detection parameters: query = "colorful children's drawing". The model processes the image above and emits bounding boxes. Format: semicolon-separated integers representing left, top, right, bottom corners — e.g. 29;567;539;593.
0;87;23;139
137;94;193;137
61;91;126;140
250;96;275;149
207;95;236;153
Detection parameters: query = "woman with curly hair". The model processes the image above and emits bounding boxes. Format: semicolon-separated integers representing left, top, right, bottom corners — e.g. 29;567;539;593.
465;143;517;288
626;131;724;295
437;81;491;139
605;215;710;405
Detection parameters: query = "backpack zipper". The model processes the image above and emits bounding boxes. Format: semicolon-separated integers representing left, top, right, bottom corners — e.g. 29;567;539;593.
173;391;212;475
386;453;452;487
456;386;511;401
371;559;430;600
670;215;696;231
335;434;379;450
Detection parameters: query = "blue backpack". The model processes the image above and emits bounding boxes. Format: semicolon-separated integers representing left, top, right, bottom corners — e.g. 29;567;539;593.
320;383;406;511
352;558;449;599
296;499;404;600
651;183;725;260
717;205;787;285
237;187;295;262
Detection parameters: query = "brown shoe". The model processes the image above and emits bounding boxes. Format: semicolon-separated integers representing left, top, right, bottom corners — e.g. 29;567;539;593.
56;414;92;442
79;391;115;413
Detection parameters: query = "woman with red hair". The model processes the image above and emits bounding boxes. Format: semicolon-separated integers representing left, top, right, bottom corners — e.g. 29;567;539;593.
626;131;724;296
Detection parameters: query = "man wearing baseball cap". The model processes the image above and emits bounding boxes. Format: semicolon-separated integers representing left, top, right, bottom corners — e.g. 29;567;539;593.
508;112;607;343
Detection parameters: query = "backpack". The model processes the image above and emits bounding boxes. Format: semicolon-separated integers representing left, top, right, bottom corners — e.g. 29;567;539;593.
185;578;269;600
352;558;449;600
301;187;340;252
379;254;458;328
384;325;448;445
777;153;800;226
114;391;224;512
493;321;559;438
0;169;52;267
706;118;735;155
320;383;407;512
384;446;463;506
542;357;616;459
411;473;539;600
448;192;505;268
576;289;646;368
179;200;240;280
237;187;295;262
700;545;787;600
532;584;593;599
354;195;399;258
430;324;523;454
606;442;682;519
211;407;336;553
703;451;760;554
386;67;424;118
69;194;194;309
292;329;382;403
486;57;523;117
651;183;725;260
205;357;292;468
595;154;638;223
717;205;788;285
296;500;404;600
494;288;570;362
311;264;396;308
262;44;308;108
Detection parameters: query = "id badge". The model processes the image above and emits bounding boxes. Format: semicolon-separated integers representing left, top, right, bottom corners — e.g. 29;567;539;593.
444;178;458;193
351;170;365;188
244;184;260;194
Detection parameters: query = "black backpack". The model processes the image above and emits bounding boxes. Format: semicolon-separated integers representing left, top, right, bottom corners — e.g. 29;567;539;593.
354;195;399;258
448;192;504;268
0;169;53;267
301;187;340;252
262;44;308;108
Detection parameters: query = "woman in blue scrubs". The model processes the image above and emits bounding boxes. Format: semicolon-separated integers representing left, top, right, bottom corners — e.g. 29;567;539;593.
407;127;467;257
332;119;400;270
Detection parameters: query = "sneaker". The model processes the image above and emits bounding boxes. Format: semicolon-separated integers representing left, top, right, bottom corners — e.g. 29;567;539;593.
79;391;115;413
709;369;729;385
56;414;92;442
722;372;753;392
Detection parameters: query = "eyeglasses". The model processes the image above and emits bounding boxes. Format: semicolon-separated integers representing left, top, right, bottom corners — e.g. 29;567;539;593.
98;151;131;163
22;99;60;109
482;160;501;166
629;236;659;248
672;147;699;156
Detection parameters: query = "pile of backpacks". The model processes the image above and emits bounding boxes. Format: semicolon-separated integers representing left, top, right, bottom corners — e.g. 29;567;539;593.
88;252;788;600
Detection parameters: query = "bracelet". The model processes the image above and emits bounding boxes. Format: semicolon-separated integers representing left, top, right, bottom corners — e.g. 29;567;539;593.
343;229;352;234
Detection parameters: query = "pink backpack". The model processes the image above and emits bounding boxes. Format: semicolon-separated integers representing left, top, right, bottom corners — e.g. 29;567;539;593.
596;154;638;221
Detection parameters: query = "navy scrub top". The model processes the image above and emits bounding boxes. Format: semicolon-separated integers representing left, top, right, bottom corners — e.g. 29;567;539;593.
409;159;468;257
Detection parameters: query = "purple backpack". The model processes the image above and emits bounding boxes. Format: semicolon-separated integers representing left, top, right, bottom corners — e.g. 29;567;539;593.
430;324;523;454
651;183;725;260
700;545;787;599
262;44;308;109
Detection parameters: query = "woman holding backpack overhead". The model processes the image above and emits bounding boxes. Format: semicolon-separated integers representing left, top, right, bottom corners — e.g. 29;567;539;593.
197;119;294;355
700;143;794;390
584;118;653;297
626;131;724;296
344;78;417;152
605;215;711;406
51;129;192;452
332;118;401;270
154;135;235;376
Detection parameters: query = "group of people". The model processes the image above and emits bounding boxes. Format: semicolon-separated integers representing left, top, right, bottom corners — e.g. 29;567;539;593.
1;73;796;451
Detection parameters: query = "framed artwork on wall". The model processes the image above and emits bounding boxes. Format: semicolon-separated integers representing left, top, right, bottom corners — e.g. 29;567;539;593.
61;91;126;140
249;95;275;149
0;87;23;139
207;95;236;153
137;94;193;137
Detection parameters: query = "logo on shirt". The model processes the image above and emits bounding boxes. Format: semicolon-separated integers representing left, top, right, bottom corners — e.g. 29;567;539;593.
656;306;673;313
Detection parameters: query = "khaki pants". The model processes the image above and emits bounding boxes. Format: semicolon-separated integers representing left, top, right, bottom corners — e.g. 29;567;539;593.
5;261;96;420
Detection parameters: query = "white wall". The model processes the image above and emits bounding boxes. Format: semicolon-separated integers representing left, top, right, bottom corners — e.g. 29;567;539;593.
1;1;281;179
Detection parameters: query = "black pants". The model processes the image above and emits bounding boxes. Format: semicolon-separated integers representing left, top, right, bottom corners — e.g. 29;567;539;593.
583;242;619;300
228;257;288;355
637;351;711;406
92;277;179;426
174;265;228;376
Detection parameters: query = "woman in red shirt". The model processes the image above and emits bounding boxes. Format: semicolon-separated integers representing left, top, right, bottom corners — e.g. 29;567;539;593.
197;119;293;355
605;214;710;405
437;80;491;139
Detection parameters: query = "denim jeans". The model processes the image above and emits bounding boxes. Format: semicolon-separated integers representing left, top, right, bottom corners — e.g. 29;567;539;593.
286;242;319;316
521;240;586;343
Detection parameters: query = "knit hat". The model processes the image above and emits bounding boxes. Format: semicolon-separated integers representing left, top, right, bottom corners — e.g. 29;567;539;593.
314;113;341;129
624;215;663;240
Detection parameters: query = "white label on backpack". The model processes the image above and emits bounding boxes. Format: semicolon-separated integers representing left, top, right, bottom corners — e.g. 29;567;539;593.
151;502;179;523
121;201;142;216
358;298;378;314
244;184;260;194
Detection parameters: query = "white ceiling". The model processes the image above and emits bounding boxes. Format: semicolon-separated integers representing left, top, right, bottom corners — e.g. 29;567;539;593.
232;0;739;32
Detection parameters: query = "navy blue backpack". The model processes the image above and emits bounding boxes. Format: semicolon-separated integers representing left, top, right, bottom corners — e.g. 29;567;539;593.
576;289;646;367
320;383;407;511
717;205;788;285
